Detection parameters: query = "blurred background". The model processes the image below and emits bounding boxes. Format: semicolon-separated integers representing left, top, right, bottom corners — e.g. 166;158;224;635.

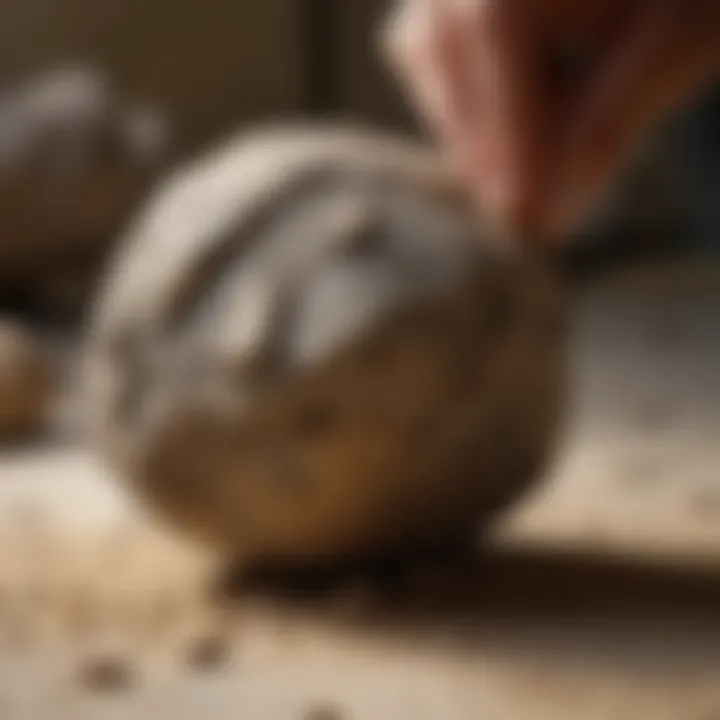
0;2;718;719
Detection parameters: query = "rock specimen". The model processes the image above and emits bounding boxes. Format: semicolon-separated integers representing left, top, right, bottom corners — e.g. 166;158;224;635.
0;66;168;311
85;125;566;571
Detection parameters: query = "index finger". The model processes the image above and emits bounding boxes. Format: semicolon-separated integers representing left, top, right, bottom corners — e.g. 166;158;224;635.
473;0;550;239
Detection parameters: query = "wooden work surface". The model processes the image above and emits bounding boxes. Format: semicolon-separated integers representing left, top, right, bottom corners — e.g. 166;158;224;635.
0;258;718;720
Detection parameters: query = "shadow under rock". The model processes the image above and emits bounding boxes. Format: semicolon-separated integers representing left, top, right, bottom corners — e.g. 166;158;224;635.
215;545;720;672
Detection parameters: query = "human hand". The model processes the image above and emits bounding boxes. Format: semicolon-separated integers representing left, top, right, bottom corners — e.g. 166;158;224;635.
382;0;720;243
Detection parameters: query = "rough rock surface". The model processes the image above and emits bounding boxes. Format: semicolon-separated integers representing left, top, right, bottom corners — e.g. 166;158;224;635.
85;125;566;570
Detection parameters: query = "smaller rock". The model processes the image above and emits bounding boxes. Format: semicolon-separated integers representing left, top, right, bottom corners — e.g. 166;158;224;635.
184;633;231;672
0;319;53;441
304;703;345;720
77;653;133;692
0;66;170;312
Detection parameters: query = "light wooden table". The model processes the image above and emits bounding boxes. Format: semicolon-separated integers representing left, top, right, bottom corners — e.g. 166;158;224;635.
0;258;718;720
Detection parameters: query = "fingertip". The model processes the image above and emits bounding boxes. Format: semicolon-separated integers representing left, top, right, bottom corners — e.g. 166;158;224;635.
378;0;431;77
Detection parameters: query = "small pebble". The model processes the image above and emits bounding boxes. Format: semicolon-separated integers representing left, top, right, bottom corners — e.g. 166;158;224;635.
304;703;344;720
185;634;231;672
77;654;133;692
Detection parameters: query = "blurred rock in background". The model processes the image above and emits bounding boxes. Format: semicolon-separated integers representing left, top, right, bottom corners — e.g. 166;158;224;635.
0;0;305;159
0;67;168;319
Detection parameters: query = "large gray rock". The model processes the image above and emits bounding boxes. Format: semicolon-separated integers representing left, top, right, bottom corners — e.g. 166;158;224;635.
85;125;566;571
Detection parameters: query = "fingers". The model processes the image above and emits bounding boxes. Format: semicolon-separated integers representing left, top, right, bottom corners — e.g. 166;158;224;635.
382;2;460;148
383;0;555;242
472;0;551;238
548;1;720;236
431;0;485;136
382;0;485;176
428;0;506;213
